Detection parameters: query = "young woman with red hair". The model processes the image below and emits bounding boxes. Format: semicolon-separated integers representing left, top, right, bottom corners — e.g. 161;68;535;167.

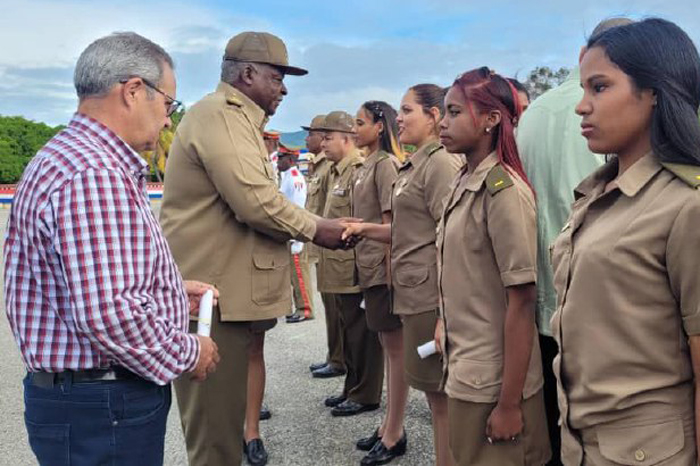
435;67;550;465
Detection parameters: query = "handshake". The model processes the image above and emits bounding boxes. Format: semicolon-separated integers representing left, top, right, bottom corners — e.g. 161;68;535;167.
313;217;368;250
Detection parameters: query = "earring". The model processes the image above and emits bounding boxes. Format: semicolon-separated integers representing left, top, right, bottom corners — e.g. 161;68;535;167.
485;127;491;133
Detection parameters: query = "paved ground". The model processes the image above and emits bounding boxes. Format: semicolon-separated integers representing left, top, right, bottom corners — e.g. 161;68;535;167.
0;205;436;465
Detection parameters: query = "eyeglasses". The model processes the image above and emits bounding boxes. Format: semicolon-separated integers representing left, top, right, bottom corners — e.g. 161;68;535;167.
120;77;182;117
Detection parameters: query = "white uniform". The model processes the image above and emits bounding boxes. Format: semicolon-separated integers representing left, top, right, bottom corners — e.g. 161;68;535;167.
280;165;307;254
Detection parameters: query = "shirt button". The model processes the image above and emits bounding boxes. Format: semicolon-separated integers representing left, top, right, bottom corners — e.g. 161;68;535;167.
473;377;482;385
634;449;646;462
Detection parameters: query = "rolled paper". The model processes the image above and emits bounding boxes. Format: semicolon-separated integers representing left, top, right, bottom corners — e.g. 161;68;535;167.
196;289;214;337
417;340;437;359
360;299;366;310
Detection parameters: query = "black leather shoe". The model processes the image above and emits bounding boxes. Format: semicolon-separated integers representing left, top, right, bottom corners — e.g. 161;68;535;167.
331;400;380;417
259;406;271;421
309;362;327;372
243;438;268;466
360;433;407;465
357;428;382;451
286;314;306;323
324;394;346;407
312;365;346;378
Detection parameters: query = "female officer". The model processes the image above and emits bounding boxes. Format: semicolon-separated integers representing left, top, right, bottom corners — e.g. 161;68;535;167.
550;18;700;465
351;100;408;465
344;84;463;466
436;67;550;466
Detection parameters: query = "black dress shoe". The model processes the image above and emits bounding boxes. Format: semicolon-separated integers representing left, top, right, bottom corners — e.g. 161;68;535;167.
324;394;346;407
331;400;380;417
360;433;407;465
357;428;382;451
286;314;306;323
259;406;271;421
243;438;268;466
309;362;327;372
312;365;346;378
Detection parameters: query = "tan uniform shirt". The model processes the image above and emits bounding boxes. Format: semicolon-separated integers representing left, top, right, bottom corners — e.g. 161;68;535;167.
390;142;463;315
551;153;700;434
305;153;331;262
437;153;543;403
160;82;317;322
317;151;364;294
352;150;399;289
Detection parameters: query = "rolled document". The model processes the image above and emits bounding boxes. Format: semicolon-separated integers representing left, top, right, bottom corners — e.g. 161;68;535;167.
196;289;214;337
417;340;437;359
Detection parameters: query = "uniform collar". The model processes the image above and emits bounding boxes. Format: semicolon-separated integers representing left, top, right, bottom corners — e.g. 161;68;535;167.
216;81;268;131
402;140;441;170
464;152;499;191
332;149;362;175
364;150;387;168
574;152;661;199
311;152;327;165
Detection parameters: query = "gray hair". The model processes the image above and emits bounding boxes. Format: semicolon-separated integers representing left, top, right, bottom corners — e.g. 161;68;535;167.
74;32;174;99
221;59;251;84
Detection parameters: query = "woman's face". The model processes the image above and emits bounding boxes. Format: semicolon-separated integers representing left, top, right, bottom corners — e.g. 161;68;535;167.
354;107;381;149
576;46;655;156
397;90;437;146
439;86;487;155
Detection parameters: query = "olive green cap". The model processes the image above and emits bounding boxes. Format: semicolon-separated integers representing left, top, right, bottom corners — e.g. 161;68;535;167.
301;114;327;131
317;111;355;134
224;31;308;76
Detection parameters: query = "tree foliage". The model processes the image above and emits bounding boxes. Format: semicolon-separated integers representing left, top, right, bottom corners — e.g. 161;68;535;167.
522;66;571;100
0;116;64;183
140;107;185;181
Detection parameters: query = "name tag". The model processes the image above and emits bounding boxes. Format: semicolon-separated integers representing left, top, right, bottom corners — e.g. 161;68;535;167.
333;188;348;196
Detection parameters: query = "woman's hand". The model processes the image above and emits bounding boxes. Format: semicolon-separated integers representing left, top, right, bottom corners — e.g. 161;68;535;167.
341;222;365;241
486;403;524;443
434;318;444;355
184;280;219;316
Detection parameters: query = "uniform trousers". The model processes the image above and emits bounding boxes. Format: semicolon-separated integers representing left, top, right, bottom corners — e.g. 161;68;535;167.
321;291;346;370
174;306;252;466
290;249;314;318
540;334;562;466
329;292;384;404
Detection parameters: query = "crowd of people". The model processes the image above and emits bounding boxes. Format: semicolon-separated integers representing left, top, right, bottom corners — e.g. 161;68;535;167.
4;13;700;466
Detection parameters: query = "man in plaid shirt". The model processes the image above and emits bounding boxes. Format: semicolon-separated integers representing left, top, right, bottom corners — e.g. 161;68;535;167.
3;32;220;465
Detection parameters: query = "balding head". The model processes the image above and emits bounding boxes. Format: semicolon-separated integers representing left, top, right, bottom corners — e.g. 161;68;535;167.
580;17;634;63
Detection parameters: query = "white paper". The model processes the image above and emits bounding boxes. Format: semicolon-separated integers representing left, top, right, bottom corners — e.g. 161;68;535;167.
196;289;214;337
417;340;437;359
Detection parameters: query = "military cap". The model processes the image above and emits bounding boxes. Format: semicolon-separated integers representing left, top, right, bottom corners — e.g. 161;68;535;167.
316;111;355;134
301;114;327;131
263;131;280;140
224;32;308;76
278;145;300;157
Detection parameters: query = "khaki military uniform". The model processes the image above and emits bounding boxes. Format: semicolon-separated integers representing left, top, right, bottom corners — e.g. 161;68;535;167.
160;82;316;466
391;141;462;391
551;153;700;465
318;150;383;404
352;150;401;331
437;153;550;466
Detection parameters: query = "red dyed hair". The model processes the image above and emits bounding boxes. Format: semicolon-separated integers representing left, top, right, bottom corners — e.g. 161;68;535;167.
451;67;533;193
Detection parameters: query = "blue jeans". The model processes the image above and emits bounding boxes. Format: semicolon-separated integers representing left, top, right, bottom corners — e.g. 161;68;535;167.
23;373;171;466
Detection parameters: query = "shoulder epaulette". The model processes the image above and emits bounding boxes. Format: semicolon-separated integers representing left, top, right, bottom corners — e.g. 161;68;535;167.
376;150;390;161
226;94;243;107
425;142;442;157
661;162;700;189
485;164;514;195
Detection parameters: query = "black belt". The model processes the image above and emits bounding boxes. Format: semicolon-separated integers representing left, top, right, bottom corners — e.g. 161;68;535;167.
30;367;141;389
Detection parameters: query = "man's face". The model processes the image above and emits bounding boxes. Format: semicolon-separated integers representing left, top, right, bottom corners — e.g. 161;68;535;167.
132;63;176;152
249;63;288;116
305;130;324;154
264;138;278;155
321;132;349;162
277;154;293;172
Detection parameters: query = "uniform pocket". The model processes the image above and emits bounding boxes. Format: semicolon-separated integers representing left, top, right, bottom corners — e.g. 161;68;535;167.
325;249;356;285
450;358;502;401
25;419;70;466
396;266;429;287
597;418;684;465
252;250;290;305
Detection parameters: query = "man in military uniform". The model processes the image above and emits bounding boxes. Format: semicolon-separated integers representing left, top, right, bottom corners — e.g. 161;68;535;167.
264;130;281;183
304;114;347;377
277;146;314;323
160;32;348;466
317;111;384;416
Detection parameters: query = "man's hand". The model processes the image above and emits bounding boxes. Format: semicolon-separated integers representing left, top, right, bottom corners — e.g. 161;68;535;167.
313;217;362;250
184;280;219;316
190;335;220;381
486;403;524;443
434;318;444;355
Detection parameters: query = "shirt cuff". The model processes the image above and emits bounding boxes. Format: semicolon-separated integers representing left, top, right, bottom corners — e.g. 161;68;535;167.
297;213;319;242
682;312;700;336
500;267;537;287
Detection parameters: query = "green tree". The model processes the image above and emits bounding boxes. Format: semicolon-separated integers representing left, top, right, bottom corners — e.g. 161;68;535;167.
0;115;64;183
523;66;571;100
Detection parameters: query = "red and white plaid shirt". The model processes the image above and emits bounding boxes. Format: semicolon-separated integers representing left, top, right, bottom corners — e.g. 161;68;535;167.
3;114;199;385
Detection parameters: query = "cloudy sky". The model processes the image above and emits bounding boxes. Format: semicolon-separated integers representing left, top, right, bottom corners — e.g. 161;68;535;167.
1;0;699;131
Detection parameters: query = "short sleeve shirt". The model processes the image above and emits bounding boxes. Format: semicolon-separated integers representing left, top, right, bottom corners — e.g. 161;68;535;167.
390;142;463;315
551;153;700;429
437;153;543;403
352;150;399;288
